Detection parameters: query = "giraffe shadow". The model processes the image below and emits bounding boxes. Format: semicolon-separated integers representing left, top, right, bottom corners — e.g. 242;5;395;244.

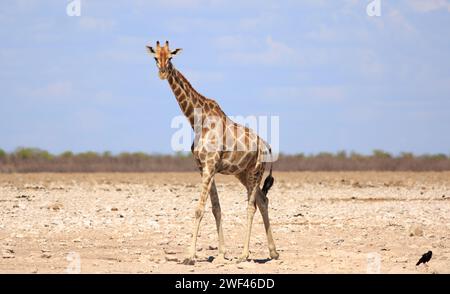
252;258;272;264
205;256;271;264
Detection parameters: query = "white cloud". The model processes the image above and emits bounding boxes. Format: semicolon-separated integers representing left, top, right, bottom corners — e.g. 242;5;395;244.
369;7;417;35
306;24;371;43
214;35;259;49
97;35;149;64
166;17;227;34
359;49;384;77
17;82;75;103
183;69;224;84
222;36;301;67
31;82;73;98
237;12;280;31
135;0;225;8
79;17;115;31
264;85;346;103
388;9;417;33
306;25;345;42
407;0;450;13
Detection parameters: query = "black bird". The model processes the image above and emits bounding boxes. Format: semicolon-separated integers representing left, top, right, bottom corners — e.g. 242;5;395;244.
416;251;432;266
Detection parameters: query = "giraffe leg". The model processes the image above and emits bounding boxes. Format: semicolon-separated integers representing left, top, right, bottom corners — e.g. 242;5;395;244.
209;180;226;261
183;170;215;265
238;177;259;262
256;188;279;259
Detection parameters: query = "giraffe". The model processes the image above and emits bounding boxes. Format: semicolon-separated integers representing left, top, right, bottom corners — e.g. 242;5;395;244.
146;41;279;265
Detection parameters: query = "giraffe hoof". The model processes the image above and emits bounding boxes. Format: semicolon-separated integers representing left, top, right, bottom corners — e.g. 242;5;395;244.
236;254;249;263
213;254;227;264
270;251;280;260
182;257;196;265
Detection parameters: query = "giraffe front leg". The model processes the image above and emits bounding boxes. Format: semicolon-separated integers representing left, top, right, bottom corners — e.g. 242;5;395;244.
210;181;226;261
238;187;257;262
182;170;215;265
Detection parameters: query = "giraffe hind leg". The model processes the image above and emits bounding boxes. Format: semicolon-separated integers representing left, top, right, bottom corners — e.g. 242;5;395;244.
237;170;262;262
256;188;279;259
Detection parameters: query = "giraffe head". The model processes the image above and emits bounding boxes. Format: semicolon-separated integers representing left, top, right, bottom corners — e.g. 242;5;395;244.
146;41;182;80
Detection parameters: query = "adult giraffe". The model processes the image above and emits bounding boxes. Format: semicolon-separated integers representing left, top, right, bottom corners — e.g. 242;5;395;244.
146;41;279;265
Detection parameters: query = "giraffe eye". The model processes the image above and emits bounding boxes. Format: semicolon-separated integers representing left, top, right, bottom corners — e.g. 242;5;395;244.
154;57;158;62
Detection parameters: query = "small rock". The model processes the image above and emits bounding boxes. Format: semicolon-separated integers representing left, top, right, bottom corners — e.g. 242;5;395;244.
48;203;63;211
409;225;424;237
236;262;256;269
164;249;177;255
111;207;118;211
16;195;31;201
41;253;52;259
333;239;345;245
208;245;218;250
165;256;179;262
2;249;15;259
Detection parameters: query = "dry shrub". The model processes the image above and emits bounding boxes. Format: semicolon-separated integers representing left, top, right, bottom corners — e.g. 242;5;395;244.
0;148;449;172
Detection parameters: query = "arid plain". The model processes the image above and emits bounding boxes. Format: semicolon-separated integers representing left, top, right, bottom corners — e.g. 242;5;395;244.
1;172;449;273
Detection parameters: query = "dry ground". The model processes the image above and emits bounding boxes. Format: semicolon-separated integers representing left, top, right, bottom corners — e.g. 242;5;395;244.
1;172;449;273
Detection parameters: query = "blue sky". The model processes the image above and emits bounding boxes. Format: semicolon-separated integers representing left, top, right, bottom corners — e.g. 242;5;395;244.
1;0;449;155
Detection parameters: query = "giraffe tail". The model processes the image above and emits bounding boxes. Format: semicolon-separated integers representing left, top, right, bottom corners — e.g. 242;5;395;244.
261;144;274;197
261;165;274;196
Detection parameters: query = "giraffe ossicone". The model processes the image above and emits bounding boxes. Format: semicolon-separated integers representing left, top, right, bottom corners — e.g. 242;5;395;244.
147;40;279;264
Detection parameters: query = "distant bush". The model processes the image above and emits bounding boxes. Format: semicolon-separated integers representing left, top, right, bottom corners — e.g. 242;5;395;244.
0;147;449;172
60;151;74;158
0;149;6;162
423;153;447;160
317;152;334;158
14;147;53;160
77;151;99;160
372;149;392;159
400;152;414;159
350;151;364;160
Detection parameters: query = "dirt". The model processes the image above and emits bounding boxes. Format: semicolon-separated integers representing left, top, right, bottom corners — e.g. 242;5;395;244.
1;172;449;273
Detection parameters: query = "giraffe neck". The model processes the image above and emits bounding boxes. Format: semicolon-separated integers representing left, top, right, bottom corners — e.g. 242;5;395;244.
167;65;205;128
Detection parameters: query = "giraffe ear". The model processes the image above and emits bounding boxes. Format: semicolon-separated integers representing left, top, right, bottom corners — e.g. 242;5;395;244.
171;48;182;56
146;46;156;55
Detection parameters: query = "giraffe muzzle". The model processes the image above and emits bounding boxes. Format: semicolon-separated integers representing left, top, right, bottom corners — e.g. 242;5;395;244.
159;69;169;80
